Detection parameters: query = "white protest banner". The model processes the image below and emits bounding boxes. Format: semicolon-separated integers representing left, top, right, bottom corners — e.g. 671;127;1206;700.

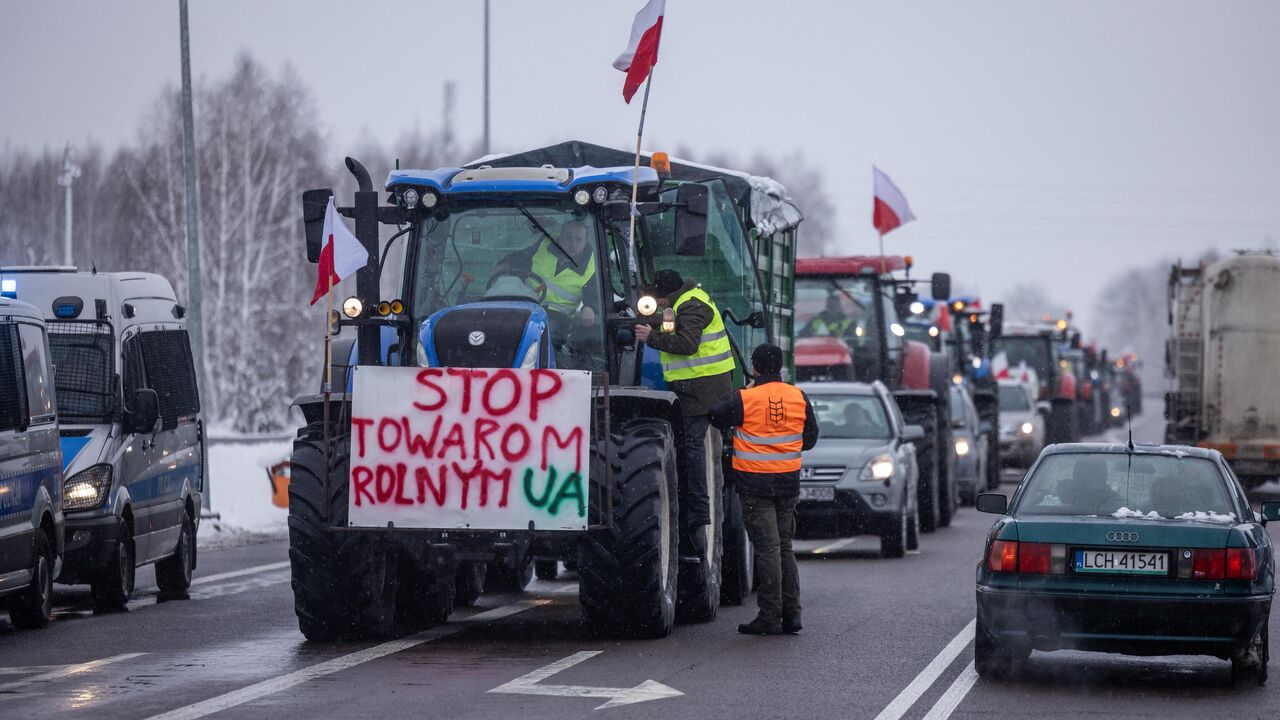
347;366;593;531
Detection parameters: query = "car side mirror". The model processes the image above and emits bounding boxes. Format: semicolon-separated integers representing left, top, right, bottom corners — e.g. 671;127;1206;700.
125;388;159;435
674;183;709;256
976;493;1008;514
302;188;333;263
901;424;926;442
931;272;951;301
1261;501;1280;524
989;303;1004;339
952;417;967;429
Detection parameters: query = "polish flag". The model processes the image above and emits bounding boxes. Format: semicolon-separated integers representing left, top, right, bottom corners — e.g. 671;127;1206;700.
992;351;1010;380
872;166;917;236
613;0;665;103
310;196;368;305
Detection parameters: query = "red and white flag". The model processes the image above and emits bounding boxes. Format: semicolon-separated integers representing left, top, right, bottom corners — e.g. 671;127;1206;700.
872;166;916;236
310;196;368;305
613;0;665;103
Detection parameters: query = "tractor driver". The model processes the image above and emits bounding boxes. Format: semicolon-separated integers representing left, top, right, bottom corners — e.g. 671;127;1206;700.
492;218;600;329
799;295;852;338
634;269;736;565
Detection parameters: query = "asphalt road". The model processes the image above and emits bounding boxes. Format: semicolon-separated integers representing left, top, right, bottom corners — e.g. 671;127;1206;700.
1;406;1277;720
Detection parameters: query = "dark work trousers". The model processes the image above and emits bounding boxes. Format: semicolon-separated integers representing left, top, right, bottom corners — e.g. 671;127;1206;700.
679;413;712;528
741;493;800;624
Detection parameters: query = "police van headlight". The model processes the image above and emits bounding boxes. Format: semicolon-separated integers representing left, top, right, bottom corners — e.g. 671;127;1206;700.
64;464;112;511
860;454;895;481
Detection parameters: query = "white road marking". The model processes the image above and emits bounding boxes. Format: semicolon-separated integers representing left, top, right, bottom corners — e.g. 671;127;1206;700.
190;560;292;586
489;650;684;710
811;537;857;554
920;660;979;720
141;599;549;720
0;653;146;693
871;619;975;720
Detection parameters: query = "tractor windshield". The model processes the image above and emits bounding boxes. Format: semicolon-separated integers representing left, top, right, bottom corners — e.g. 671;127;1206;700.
993;335;1052;393
796;276;887;381
409;201;606;370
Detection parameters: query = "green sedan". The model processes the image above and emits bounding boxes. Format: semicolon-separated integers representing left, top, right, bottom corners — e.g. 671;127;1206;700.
975;443;1279;684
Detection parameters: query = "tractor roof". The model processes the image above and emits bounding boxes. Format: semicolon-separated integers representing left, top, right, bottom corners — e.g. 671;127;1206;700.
796;256;908;276
386;165;657;195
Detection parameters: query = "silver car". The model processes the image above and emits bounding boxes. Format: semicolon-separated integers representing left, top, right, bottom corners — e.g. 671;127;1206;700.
795;381;924;558
997;380;1046;466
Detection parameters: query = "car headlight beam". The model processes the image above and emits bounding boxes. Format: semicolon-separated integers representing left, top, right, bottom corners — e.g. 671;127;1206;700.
1020;422;1034;435
955;437;971;456
860;454;895;482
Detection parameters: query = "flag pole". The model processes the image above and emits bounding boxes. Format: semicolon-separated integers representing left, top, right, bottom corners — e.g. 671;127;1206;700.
321;240;334;521
878;232;886;274
626;70;655;288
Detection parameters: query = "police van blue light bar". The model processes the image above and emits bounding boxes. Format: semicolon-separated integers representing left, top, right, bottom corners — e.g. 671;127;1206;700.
52;296;84;319
0;278;15;299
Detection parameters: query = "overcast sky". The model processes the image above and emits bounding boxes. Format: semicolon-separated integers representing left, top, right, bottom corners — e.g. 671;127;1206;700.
3;0;1277;333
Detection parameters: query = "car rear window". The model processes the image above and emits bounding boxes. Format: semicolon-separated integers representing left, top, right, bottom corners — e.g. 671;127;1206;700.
810;393;891;440
1015;452;1237;520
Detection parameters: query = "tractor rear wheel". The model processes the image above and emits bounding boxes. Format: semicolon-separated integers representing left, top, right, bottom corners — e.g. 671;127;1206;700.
579;418;679;639
903;406;942;533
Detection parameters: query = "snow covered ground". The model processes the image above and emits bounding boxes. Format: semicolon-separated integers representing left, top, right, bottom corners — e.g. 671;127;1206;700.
199;438;293;548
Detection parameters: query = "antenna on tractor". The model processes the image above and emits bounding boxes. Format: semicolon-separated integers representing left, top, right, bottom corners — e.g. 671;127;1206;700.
1126;401;1134;453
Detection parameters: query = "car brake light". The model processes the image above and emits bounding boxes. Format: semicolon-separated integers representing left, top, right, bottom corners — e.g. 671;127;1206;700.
1226;548;1257;580
1192;549;1226;580
1018;542;1052;574
988;540;1018;573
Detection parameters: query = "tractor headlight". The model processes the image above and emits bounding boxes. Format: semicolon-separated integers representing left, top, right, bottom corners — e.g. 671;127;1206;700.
1110;406;1121;418
401;188;420;208
342;296;363;318
592;186;608;204
421;190;438;208
1020;422;1034;435
860;454;895;481
64;464;112;511
909;301;925;315
955;438;971;456
574;189;590;206
952;373;964;385
416;342;429;367
928;326;939;337
637;295;658;316
889;322;905;337
519;341;540;369
971;357;982;369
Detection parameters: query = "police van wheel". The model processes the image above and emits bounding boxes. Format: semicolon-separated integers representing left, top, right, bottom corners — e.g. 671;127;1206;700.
580;418;679;639
678;426;723;623
92;521;135;612
288;422;397;641
9;532;54;629
156;512;195;594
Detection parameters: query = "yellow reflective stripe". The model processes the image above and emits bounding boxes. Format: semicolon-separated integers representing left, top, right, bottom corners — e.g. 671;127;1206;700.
733;449;803;461
662;350;733;372
700;329;727;342
735;430;803;445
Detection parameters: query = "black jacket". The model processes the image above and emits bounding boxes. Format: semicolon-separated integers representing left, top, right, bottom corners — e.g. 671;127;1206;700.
644;279;733;417
708;375;820;497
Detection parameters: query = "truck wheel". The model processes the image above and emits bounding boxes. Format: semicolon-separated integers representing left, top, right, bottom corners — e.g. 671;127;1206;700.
720;492;753;606
92;520;135;612
879;508;907;559
936;419;956;529
911;410;942;534
677;426;723;623
156;512;195;594
534;560;559;581
288;422;398;641
9;531;54;629
454;561;486;608
580;418;679;639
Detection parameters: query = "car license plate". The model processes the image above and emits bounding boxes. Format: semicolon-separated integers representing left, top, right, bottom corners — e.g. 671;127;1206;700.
1073;549;1168;575
799;486;834;501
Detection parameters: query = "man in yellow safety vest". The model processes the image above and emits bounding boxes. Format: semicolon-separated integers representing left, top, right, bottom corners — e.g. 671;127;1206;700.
634;268;736;561
494;218;599;328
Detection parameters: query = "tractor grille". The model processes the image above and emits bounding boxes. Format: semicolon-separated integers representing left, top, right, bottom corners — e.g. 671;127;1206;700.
432;307;532;368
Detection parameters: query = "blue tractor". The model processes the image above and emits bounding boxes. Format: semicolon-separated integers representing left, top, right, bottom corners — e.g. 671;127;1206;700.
287;142;800;641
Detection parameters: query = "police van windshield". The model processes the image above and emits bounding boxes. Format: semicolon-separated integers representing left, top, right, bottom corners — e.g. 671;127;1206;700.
47;325;114;422
409;201;605;371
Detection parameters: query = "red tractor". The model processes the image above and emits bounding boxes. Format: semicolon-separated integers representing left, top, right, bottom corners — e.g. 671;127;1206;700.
794;256;957;532
992;324;1080;444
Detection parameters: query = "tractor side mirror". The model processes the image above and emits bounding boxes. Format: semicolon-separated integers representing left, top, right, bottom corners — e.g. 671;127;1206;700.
674;183;709;256
302;188;333;263
931;272;951;301
124;388;160;435
989;303;1004;339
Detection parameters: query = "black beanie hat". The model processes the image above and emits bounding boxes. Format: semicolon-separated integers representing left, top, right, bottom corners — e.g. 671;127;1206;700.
651;269;684;297
751;343;784;375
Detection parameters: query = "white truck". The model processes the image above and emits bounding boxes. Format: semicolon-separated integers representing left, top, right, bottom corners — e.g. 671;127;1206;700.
1166;252;1280;489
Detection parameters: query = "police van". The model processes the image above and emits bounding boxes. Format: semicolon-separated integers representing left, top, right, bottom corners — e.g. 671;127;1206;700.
0;268;203;609
0;296;63;628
